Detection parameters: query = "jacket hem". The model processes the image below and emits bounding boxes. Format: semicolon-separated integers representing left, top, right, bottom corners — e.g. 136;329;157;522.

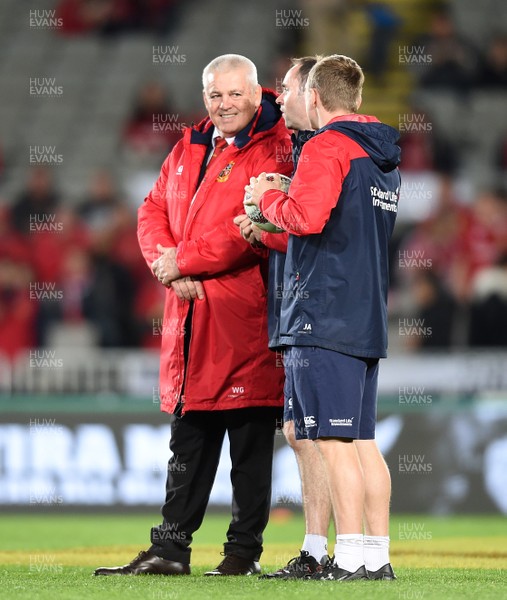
278;335;386;359
161;397;283;414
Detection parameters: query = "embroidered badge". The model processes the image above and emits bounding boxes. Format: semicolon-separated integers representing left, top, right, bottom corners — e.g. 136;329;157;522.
216;161;235;182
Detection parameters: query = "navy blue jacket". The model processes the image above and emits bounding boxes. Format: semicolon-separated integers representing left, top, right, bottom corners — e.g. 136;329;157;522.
261;115;401;359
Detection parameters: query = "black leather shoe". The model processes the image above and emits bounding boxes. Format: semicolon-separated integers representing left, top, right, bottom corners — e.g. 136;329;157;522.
204;554;261;576
367;563;397;580
93;550;190;576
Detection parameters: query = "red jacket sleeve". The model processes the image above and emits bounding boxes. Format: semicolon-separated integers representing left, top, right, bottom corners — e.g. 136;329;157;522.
176;136;292;277
260;132;350;236
137;153;178;268
176;218;267;278
260;230;288;252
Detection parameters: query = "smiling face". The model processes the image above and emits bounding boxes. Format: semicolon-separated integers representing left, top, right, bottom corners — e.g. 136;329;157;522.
203;67;262;137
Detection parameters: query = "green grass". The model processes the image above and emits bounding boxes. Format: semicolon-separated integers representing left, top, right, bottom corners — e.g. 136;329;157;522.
1;513;506;599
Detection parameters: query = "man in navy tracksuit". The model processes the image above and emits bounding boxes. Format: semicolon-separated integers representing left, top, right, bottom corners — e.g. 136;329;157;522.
247;54;401;582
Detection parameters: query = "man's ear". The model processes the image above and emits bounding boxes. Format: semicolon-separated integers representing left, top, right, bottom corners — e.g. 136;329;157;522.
308;87;318;110
202;89;209;109
254;84;262;109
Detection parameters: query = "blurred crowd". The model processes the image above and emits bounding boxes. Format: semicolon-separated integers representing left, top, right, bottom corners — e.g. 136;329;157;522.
55;0;185;37
1;0;507;363
392;5;507;349
392;178;507;349
0;166;165;361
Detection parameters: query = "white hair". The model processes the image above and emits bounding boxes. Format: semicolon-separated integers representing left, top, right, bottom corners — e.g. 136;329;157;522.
202;54;258;89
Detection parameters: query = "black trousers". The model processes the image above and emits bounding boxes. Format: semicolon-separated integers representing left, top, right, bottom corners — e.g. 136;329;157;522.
149;407;280;564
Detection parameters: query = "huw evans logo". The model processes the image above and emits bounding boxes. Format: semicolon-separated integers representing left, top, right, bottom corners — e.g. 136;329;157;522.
152;45;187;64
29;77;63;97
152;318;186;337
29;10;63;29
153;113;187;132
29;350;63;369
398;318;432;338
29;282;63;301
29;418;64;435
29;488;64;505
152;523;187;542
399;46;432;64
398;454;433;474
400;181;433;202
29;555;63;573
275;9;310;28
399;113;432;133
29;213;63;232
398;386;432;404
30;145;63;165
398;522;432;540
398;250;433;269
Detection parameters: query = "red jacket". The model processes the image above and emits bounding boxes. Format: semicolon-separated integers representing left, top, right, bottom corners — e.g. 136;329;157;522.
138;90;293;414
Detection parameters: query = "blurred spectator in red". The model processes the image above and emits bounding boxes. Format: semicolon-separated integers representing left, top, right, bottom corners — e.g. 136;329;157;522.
11;167;60;235
0;256;37;361
122;82;184;161
29;205;90;284
134;276;165;348
36;245;93;345
77;169;120;231
417;7;479;92
476;34;507;88
454;188;507;298
130;0;184;36
56;0;136;36
108;203;147;281
57;0;182;36
0;206;31;265
468;252;507;346
398;105;459;174
0;206;37;359
36;231;141;349
400;175;472;300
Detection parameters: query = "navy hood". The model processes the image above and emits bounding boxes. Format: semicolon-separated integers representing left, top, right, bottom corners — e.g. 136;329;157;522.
322;120;401;173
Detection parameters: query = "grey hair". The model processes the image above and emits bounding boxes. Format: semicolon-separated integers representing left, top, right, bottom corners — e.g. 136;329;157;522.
202;54;258;89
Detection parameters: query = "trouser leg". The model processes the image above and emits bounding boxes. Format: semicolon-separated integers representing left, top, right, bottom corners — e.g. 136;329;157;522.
150;410;226;563
223;407;280;561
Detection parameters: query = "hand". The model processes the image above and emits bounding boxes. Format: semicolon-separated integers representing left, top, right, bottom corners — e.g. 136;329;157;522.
171;277;205;301
151;244;181;286
233;214;263;244
244;173;283;207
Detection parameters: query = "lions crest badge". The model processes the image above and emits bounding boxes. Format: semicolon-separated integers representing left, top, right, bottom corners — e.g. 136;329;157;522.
216;161;235;182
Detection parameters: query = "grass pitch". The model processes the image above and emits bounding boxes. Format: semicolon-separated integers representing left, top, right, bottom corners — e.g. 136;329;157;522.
0;512;505;599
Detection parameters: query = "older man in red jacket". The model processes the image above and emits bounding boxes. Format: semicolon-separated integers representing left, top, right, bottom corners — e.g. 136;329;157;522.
94;54;292;577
